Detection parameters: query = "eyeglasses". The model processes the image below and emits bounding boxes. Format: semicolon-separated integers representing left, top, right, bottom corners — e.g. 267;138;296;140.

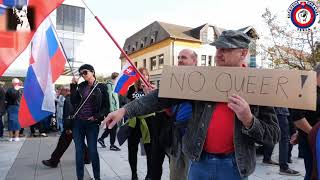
178;55;188;60
80;70;89;76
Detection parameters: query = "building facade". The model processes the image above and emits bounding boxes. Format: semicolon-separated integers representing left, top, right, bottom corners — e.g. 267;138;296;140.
120;21;258;86
51;0;86;77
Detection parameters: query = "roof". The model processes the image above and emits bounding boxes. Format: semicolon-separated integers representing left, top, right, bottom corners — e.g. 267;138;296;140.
238;26;259;39
157;21;201;42
122;21;203;55
122;21;259;56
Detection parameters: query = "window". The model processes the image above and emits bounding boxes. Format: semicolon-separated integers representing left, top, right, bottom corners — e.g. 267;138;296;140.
143;59;146;68
150;56;157;70
140;40;144;48
201;55;206;66
56;4;85;33
134;61;138;68
208;56;212;66
132;45;135;51
158;54;164;69
150;31;158;44
144;37;148;44
249;56;256;68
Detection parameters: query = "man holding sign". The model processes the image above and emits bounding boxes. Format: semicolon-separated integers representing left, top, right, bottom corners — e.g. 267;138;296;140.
102;30;280;180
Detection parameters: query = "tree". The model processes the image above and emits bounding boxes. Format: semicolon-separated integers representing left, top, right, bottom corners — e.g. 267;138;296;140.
260;1;320;70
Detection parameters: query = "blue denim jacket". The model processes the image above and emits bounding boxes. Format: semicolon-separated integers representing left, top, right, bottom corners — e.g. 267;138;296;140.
124;90;280;177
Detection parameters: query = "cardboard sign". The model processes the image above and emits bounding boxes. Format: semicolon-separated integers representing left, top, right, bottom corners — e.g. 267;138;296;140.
159;66;317;110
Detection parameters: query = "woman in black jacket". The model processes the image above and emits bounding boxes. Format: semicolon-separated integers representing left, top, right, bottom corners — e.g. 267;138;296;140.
70;64;109;180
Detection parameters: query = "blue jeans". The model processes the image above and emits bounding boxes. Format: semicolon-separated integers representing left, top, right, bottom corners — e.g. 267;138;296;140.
0;113;3;137
263;114;290;170
73;119;100;180
57;118;64;133
188;152;247;180
278;114;290;170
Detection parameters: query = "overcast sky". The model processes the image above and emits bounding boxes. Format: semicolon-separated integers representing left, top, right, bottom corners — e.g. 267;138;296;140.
4;0;298;77
82;0;292;76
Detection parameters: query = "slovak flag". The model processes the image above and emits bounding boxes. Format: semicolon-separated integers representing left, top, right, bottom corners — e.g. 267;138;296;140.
18;18;66;128
0;0;64;76
114;63;140;95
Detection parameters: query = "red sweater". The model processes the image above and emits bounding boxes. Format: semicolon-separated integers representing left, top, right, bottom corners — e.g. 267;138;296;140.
204;103;235;154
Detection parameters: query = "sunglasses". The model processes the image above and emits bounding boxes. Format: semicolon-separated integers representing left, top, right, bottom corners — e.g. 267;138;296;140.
178;55;188;60
80;70;89;76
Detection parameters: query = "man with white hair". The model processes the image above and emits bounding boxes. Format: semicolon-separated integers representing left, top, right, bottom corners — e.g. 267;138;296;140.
5;78;22;141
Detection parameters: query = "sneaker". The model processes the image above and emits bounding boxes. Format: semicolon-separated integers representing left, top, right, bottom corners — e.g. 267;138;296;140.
14;137;20;142
30;133;38;137
40;133;48;137
110;145;121;151
262;159;279;166
42;160;58;168
279;168;300;176
287;158;293;163
8;138;13;142
98;138;106;148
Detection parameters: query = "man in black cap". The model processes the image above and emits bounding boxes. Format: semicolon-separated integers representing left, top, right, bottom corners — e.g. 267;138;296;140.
103;30;280;180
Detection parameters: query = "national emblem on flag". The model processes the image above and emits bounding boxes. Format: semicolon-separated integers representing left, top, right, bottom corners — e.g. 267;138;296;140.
114;63;140;96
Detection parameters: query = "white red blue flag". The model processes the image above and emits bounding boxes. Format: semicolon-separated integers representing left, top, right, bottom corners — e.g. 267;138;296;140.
18;18;66;127
114;63;140;95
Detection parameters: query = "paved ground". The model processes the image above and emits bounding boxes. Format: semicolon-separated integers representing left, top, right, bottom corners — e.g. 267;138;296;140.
0;128;306;180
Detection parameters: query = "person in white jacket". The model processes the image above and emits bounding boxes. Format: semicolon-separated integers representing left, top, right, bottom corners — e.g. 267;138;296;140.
56;87;65;134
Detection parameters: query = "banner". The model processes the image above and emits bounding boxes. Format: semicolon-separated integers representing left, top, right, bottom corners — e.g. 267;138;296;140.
159;66;317;110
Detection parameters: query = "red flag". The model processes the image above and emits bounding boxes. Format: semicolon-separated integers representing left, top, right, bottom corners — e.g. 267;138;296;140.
0;0;64;76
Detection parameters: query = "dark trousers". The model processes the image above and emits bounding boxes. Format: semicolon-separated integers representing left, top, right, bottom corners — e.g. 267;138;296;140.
288;119;295;161
128;118;153;178
30;122;46;134
0;114;3;137
151;112;170;180
50;130;89;165
263;114;290;170
278;114;290;170
99;124;117;145
73;119;100;180
299;136;312;180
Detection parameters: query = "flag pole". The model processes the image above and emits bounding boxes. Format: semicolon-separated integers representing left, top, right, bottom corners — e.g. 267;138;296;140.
80;0;151;88
49;19;76;78
59;41;76;78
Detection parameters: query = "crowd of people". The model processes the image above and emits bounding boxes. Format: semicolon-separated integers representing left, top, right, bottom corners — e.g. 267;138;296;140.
0;29;319;180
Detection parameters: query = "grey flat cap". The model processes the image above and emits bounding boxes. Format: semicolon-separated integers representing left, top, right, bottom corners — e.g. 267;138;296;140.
211;30;251;49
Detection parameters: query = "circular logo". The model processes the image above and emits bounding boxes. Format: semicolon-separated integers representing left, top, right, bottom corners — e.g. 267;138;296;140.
288;1;319;30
